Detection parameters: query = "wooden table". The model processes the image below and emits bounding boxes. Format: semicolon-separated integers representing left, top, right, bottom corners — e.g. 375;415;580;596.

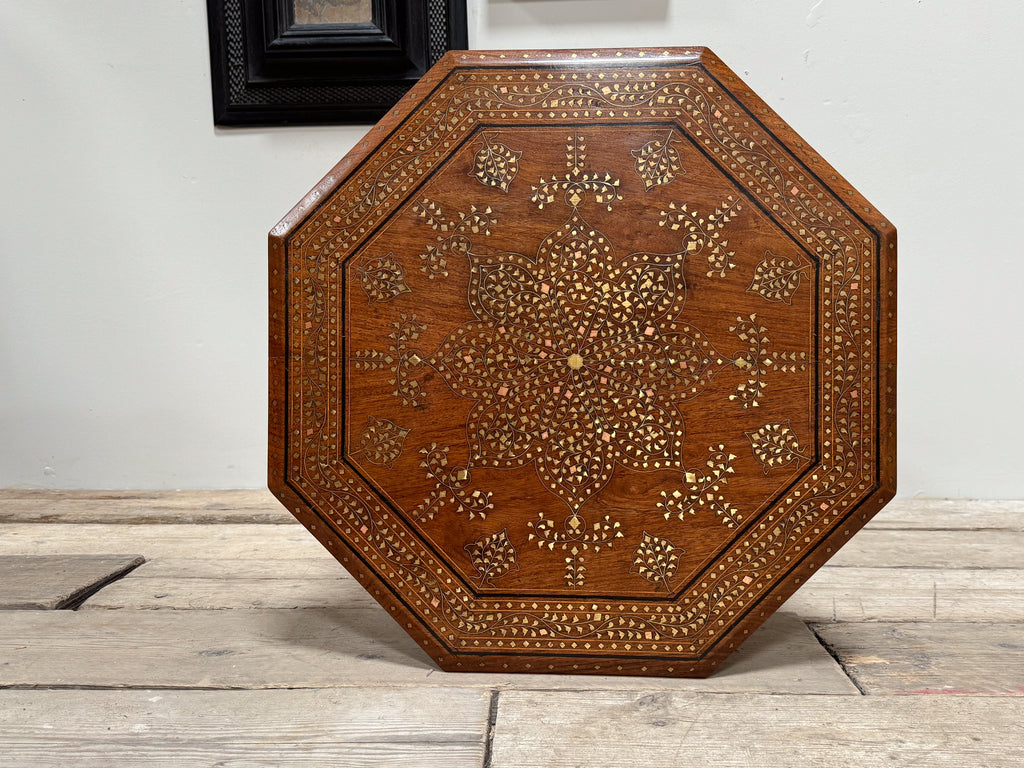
0;490;1020;765
270;47;897;676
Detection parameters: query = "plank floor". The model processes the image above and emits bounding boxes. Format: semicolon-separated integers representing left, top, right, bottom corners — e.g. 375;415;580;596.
0;490;1021;766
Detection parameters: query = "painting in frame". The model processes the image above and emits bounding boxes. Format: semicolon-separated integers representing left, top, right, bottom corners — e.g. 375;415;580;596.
207;0;469;126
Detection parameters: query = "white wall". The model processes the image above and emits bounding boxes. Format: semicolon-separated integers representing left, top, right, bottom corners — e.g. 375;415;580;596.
1;1;1021;496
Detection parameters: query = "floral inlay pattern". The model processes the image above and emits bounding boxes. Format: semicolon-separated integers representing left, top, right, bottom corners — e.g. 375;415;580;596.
425;135;733;514
353;417;410;469
274;51;896;677
747;250;812;305
414;443;493;521
632;130;684;191
630;531;683;591
729;314;808;409
657;444;740;525
530;134;621;211
660;198;742;278
465;528;520;587
471;133;522;192
351;315;426;408
344;130;816;588
747;421;810;474
527;509;623;589
355;251;410;304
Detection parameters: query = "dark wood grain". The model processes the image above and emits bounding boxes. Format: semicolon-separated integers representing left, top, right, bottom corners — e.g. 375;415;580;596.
269;47;897;677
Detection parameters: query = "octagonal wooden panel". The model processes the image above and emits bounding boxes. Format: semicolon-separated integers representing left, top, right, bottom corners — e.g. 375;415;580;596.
269;47;896;677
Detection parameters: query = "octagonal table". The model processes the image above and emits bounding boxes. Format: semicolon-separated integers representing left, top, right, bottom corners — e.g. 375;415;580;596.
269;47;896;677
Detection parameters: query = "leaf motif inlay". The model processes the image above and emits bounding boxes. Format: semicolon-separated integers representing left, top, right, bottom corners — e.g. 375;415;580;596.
746;420;809;474
354;417;410;468
747;250;810;304
631;531;683;591
631;131;684;190
471;133;522;192
355;252;411;304
465;528;520;586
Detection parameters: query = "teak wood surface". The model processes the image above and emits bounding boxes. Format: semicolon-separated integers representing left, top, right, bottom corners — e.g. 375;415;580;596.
268;47;897;677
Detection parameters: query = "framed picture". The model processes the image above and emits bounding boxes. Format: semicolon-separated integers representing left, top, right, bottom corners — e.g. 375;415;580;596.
206;0;469;126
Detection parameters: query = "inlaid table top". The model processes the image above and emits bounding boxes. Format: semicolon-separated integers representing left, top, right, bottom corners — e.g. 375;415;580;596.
269;47;896;677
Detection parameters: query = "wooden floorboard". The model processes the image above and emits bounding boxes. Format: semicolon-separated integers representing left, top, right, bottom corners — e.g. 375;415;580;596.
78;575;372;611
127;557;338;580
0;491;1020;765
0;489;290;525
827;528;1023;569
0;555;144;609
0;523;323;560
867;498;1024;531
0;608;856;694
812;621;1024;696
490;691;1024;767
783;566;1023;622
0;688;490;767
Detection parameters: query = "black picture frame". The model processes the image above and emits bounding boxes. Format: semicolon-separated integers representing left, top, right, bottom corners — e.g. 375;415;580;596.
206;0;468;126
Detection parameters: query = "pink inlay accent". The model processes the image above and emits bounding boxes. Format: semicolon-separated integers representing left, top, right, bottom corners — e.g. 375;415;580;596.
600;376;607;384
541;283;550;294
644;326;655;336
791;185;799;195
463;354;473;364
850;282;859;290
820;502;830;511
850;389;859;398
498;386;508;397
602;432;611;442
742;576;753;584
590;329;598;338
545;339;552;347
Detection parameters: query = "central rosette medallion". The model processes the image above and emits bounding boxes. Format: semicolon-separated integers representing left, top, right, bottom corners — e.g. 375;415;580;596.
427;201;721;513
348;130;808;589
